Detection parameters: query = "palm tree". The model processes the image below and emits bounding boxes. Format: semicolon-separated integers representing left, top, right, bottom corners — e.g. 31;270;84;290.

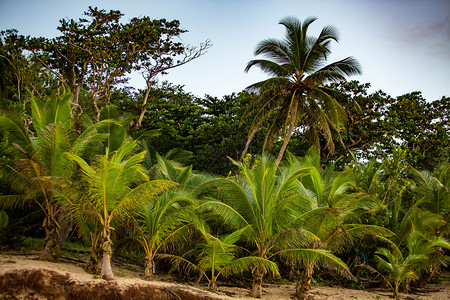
66;140;176;280
375;246;424;300
374;231;450;299
133;188;205;280
199;155;320;297
162;227;279;292
133;149;225;280
405;231;450;285
285;149;391;299
409;163;449;236
0;92;113;261
244;17;361;165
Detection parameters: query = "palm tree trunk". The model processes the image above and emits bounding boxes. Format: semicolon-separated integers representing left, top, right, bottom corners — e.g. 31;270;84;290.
208;275;217;292
39;214;59;261
295;263;314;300
276;99;299;165
240;127;258;161
249;268;265;298
57;211;72;249
143;253;155;280
85;232;102;275
100;225;114;281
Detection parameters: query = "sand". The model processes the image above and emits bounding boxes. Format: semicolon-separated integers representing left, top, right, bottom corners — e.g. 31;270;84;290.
0;253;449;299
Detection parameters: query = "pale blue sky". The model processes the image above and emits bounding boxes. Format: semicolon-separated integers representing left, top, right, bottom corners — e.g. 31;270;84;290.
0;0;449;101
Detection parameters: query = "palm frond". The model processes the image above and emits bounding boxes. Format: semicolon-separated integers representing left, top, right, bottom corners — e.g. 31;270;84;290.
0;111;31;151
222;256;279;277
278;248;353;280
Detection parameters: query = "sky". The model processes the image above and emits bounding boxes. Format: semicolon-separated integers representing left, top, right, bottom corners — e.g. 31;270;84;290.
0;0;449;101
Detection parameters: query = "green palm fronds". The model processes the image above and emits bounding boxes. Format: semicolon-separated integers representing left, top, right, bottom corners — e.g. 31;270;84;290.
244;17;361;164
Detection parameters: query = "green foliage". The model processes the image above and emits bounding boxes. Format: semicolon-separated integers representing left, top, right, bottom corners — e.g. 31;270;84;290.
1;6;449;297
65;140;177;279
330;81;449;169
26;7;210;122
0;29;57;108
21;237;45;251
129;82;262;175
244;17;361;164
0;210;8;230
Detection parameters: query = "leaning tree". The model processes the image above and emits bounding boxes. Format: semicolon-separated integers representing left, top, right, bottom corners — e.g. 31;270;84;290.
243;17;361;164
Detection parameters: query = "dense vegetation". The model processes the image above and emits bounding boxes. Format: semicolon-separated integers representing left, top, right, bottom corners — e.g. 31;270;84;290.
0;7;449;300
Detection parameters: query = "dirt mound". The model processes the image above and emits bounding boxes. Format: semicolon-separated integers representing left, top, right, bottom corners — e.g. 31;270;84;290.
0;268;226;300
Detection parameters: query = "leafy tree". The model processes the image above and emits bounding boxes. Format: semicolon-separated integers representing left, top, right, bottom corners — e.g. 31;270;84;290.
244;17;361;165
128;83;262;175
192;93;264;174
330;81;449;168
27;7;210;123
390;93;449;170
0;29;57;110
326;81;395;162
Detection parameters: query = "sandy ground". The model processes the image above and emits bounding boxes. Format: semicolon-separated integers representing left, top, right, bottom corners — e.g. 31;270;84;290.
0;253;449;300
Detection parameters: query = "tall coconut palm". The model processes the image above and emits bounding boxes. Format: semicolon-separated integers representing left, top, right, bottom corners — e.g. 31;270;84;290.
244;17;361;165
0;92;113;261
66;140;177;280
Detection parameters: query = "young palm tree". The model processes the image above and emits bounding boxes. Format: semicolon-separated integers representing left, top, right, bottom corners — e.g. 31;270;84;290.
162;227;279;292
375;246;425;300
285;149;391;299
133;188;206;280
199;155;317;297
244;17;361;164
405;231;450;284
373;230;450;300
0;93;113;261
409;163;449;236
66;140;176;280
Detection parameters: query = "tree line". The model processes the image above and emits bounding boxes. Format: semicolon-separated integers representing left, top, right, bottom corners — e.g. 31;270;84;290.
0;8;449;300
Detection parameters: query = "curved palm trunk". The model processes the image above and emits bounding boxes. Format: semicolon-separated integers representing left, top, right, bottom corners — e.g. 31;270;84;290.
295;263;314;300
100;223;114;281
276;99;299;166
240;127;258;161
39;211;59;261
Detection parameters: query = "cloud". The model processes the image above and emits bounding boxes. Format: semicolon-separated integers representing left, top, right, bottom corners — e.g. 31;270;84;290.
388;0;450;58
